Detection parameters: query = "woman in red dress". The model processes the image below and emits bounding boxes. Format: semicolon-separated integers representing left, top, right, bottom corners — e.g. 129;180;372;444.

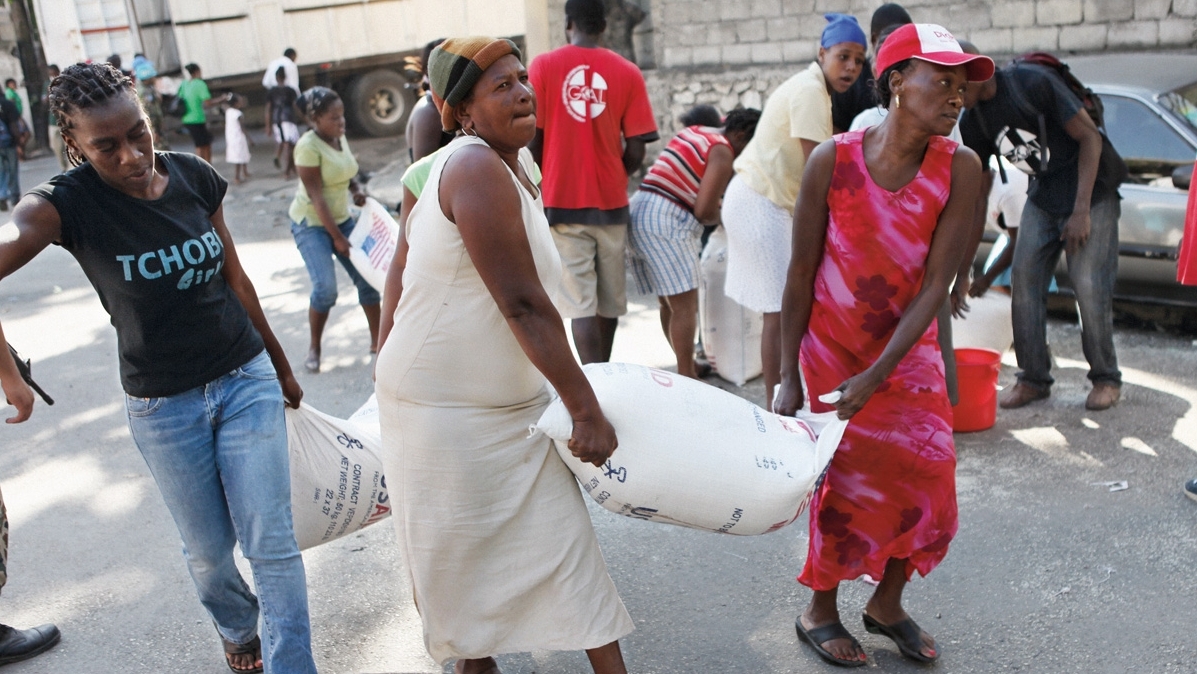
774;24;992;667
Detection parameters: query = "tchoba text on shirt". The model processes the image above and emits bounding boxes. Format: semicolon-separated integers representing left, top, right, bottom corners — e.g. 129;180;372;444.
115;230;225;290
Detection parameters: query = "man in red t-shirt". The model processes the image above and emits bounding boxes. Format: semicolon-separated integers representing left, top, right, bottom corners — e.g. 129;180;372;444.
529;0;659;364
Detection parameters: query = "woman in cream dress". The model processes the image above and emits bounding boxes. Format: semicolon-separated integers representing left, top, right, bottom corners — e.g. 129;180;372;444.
373;37;633;674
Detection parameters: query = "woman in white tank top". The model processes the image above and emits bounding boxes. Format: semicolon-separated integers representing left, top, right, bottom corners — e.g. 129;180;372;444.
373;37;633;674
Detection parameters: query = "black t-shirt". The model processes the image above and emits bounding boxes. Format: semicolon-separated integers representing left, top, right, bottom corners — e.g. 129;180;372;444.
960;65;1120;216
29;152;265;397
831;59;876;133
267;85;298;125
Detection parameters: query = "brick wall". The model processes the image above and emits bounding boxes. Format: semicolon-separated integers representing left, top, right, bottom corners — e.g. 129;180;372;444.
540;0;1197;157
652;0;1197;69
0;8;29;126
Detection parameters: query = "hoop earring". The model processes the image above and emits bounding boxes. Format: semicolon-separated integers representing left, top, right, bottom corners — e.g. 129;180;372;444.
463;125;478;137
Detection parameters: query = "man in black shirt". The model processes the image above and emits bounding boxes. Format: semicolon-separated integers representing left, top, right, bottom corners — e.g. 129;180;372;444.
960;60;1124;411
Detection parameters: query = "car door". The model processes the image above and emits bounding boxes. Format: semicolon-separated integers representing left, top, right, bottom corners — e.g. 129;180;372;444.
1098;92;1196;303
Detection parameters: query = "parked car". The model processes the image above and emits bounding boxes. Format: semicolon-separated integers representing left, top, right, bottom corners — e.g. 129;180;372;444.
977;53;1197;308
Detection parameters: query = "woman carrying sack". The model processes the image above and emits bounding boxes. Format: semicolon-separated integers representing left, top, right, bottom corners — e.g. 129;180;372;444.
288;86;381;373
0;63;316;674
775;25;992;668
374;37;633;674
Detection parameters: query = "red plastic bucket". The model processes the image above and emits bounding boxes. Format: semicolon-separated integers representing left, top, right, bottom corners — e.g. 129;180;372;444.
952;348;1002;432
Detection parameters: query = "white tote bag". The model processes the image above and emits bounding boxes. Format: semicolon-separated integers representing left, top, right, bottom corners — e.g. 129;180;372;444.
285;395;390;550
347;197;400;293
533;363;847;536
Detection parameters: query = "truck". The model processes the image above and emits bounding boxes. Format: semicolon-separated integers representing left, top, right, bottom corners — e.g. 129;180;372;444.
30;0;540;136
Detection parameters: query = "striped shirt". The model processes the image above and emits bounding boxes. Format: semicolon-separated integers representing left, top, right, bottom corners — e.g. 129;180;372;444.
640;126;731;212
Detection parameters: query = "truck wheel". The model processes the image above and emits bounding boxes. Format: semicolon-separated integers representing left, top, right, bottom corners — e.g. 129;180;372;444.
346;69;414;137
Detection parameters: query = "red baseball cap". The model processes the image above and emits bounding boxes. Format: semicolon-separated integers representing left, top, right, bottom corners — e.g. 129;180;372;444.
875;24;995;82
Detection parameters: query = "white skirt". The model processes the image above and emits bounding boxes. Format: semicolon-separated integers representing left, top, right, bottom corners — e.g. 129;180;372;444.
721;175;793;313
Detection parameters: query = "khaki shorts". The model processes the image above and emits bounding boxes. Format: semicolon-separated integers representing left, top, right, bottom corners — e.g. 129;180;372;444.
551;223;628;319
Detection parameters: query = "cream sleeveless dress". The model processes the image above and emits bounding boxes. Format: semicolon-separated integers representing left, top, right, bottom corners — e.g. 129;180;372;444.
374;136;634;665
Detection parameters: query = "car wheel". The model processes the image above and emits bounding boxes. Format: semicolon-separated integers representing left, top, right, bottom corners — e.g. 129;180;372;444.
346;69;414;137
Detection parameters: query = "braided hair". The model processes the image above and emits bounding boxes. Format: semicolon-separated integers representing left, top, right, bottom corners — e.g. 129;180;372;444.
296;86;340;122
48;62;140;166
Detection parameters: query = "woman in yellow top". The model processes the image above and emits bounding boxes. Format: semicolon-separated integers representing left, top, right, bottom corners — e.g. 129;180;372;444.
374;36;632;674
721;14;866;410
289;86;381;373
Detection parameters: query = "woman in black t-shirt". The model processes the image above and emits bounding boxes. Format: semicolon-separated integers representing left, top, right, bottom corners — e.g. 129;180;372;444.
0;63;316;674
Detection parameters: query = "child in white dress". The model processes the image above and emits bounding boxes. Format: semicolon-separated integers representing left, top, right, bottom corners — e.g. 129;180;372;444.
225;94;253;183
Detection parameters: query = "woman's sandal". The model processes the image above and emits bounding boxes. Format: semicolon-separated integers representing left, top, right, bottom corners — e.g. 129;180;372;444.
221;634;263;673
795;616;867;668
862;612;938;663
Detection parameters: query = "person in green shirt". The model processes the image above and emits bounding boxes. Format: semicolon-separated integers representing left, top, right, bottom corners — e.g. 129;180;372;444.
177;63;226;163
3;80;21;116
289;86;380;373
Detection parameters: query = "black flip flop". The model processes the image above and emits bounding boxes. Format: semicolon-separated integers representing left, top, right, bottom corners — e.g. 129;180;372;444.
221;634;263;673
862;613;937;663
795;616;867;668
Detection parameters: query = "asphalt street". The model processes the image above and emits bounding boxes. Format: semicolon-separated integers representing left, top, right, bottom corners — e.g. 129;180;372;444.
0;129;1194;673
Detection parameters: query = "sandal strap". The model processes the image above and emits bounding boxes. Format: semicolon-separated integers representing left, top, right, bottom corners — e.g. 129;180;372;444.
886;617;925;645
222;634;261;656
805;621;857;647
864;613;935;662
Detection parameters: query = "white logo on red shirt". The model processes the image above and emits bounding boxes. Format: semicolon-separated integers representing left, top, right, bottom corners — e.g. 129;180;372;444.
562;65;608;123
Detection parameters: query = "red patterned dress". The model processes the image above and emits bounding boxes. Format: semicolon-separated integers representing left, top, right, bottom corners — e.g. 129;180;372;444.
798;129;958;591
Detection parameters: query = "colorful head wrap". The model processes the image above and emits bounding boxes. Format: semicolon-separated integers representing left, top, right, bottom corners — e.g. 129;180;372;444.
428;37;522;132
821;13;868;49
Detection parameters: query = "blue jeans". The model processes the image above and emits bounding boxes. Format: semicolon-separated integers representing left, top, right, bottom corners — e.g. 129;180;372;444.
291;218;381;313
0;146;18;202
125;351;316;674
1010;194;1121;389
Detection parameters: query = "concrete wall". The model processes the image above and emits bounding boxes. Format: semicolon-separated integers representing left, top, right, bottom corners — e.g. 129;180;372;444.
0;9;23;83
0;6;31;129
538;0;1197;155
652;0;1197;70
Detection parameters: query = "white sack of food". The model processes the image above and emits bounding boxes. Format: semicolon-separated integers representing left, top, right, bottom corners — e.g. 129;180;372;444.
532;362;847;535
699;227;763;386
951;291;1013;354
347;197;400;293
285;396;391;550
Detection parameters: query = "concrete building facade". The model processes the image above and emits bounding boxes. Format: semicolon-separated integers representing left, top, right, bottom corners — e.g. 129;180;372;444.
529;0;1197;142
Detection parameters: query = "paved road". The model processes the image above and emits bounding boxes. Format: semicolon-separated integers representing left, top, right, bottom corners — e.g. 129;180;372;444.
0;132;1194;673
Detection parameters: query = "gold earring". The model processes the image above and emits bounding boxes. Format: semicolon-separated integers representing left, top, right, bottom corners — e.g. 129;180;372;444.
896;94;901;109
